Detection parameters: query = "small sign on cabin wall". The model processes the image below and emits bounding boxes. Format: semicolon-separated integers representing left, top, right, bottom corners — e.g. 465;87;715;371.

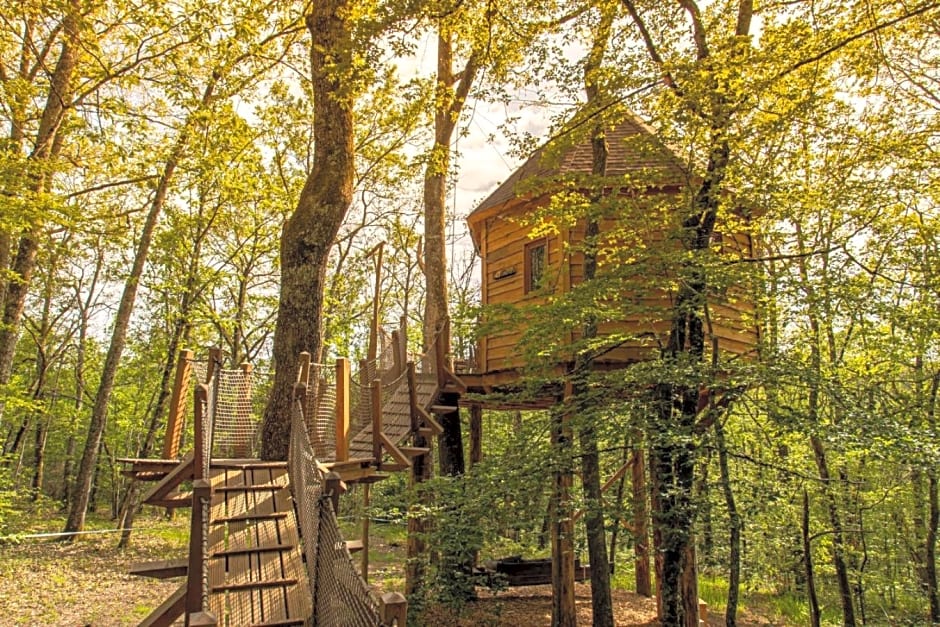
493;266;517;280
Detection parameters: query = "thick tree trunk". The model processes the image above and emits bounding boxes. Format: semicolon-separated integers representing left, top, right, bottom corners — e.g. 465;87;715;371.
261;0;355;460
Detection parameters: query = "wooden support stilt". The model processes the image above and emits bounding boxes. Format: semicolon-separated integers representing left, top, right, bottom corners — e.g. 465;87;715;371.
324;472;345;515
163;349;193;460
551;382;576;627
469;404;483;467
335;358;350;462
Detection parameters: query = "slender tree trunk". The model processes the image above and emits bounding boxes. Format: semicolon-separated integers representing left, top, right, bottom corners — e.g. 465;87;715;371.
803;487;821;627
715;417;741;626
63;77;218;536
261;0;355;460
631;441;652;596
0;1;80;404
551;401;577;627
31;418;49;500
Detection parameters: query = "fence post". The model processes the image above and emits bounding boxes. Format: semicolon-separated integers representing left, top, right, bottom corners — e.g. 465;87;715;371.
186;383;216;625
335;358;350;462
380;592;407;626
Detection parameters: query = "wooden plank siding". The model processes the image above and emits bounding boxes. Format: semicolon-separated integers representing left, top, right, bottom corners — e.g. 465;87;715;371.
475;207;759;375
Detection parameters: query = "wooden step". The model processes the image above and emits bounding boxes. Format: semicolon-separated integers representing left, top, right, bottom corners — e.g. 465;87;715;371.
347;472;390;485
380;463;410;472
429;405;459;414
129;558;187;579
212;543;295;558
250;619;305;627
210;458;288;469
138;582;185;627
345;540;364;553
120;470;170;481
213;511;289;525
398;446;430;458
215;483;285;493
417;427;435;438
116;457;182;473
147;491;193;509
211;578;298;593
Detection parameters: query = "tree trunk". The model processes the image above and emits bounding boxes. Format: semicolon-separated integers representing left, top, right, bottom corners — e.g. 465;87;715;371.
715;417;741;626
631;443;652;597
551;401;576;627
803;488;821;627
0;1;80;404
31;418;49;500
261;0;355;460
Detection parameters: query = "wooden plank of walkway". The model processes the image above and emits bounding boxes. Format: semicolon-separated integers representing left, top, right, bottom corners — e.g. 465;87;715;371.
204;462;311;627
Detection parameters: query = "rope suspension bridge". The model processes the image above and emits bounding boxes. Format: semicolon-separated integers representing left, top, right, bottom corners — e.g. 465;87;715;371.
119;319;466;626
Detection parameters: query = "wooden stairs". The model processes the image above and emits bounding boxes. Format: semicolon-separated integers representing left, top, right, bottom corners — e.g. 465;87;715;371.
128;459;311;627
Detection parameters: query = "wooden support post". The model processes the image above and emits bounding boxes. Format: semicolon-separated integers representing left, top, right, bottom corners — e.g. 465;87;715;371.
698;599;708;626
335;358;350;462
371;378;383;464
361;483;371;583
193;385;209;481
469;404;483;467
380;591;407;626
632;442;652;597
233;362;252;458
324;471;344;515
184;479;216;626
551;383;576;627
205;347;222;384
163;349;193;459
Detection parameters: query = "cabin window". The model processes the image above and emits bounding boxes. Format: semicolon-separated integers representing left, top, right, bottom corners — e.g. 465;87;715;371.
525;239;547;293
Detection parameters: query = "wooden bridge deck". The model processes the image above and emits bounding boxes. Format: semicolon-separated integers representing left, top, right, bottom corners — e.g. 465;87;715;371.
348;372;438;459
205;460;310;626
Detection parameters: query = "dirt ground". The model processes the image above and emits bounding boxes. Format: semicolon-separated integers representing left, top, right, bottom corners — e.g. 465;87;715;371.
0;519;780;626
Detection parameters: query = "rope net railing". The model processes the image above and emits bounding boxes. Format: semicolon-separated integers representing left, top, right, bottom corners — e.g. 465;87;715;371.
288;393;382;627
183;359;267;459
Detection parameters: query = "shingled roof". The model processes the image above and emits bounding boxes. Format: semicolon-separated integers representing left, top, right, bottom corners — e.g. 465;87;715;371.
468;111;691;220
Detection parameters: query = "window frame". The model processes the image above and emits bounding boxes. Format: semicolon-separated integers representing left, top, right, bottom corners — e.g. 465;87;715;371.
524;238;548;294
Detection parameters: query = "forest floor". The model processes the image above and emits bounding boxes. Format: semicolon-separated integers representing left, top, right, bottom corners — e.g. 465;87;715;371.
0;511;782;626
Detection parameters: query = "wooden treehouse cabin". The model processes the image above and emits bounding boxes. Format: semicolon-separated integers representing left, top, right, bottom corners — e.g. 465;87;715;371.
465;111;760;384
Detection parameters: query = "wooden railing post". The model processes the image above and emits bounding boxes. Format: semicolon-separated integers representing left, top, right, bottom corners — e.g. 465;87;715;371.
335;358;350;462
163;349;193;459
380;592;407;626
205;347;223;383
371;379;383;464
296;351;311;386
185;479;216;626
193;384;209;481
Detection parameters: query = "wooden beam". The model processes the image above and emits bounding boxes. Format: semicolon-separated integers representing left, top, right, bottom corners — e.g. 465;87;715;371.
129;558;188;579
139;582;186;627
335;358;351;462
163;349;193;459
379;432;412;469
142;451;194;505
